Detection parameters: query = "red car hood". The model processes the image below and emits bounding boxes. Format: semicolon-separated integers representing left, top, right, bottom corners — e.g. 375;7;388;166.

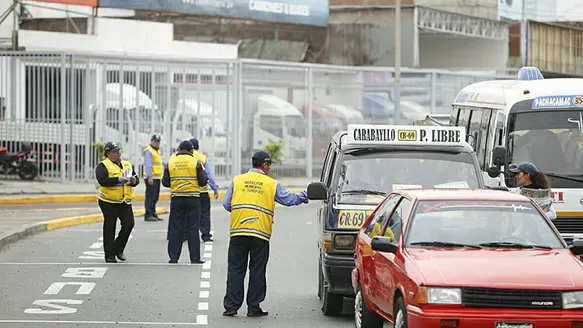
407;248;583;289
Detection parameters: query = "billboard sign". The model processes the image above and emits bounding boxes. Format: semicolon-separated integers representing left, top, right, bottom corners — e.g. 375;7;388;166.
98;0;329;27
30;0;98;5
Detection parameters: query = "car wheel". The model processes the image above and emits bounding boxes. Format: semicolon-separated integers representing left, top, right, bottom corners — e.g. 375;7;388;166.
317;259;323;300
393;297;408;328
321;276;343;316
354;284;383;328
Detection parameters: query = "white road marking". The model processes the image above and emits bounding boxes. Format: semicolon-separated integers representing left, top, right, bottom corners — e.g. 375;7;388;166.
200;281;210;288
89;242;103;249
204;245;212;252
199;290;209;298
203;252;212;259
201;271;210;279
44;282;96;295
197;302;209;310
0;319;207;325
202;261;211;270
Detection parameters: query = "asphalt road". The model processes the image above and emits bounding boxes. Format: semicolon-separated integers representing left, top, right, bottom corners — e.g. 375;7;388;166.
0;202;364;328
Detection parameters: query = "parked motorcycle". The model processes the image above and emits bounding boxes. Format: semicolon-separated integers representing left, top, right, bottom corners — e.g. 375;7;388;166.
0;146;39;180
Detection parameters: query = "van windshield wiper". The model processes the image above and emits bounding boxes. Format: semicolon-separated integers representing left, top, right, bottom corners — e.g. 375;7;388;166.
479;241;552;250
546;173;583;184
409;241;482;249
341;189;387;196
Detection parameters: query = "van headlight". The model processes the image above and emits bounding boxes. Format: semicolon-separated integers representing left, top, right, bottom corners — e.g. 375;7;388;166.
563;291;583;309
417;287;462;305
334;234;356;249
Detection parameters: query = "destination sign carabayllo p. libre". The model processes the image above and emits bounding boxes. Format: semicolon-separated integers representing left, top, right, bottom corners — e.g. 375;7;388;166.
346;125;466;147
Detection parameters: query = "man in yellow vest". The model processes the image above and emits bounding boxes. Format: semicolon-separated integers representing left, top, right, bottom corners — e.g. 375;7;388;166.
143;134;163;222
190;138;219;242
221;151;308;317
95;142;139;263
161;140;208;264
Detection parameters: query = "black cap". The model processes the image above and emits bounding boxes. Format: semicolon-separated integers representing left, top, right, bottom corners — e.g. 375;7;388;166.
104;142;121;153
179;140;193;151
509;162;539;176
252;151;273;165
151;134;161;142
189;138;199;150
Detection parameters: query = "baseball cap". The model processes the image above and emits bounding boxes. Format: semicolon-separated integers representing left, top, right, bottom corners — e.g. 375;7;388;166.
509;162;538;176
104;142;121;153
252;151;274;165
189;138;199;150
151;134;161;142
179;140;193;151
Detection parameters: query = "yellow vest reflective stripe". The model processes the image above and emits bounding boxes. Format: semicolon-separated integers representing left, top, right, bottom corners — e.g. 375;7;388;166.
192;151;209;193
229;171;277;241
143;145;163;179
168;154;200;197
97;158;135;204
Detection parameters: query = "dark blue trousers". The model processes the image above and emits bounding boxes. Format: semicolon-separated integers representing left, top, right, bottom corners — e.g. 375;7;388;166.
145;179;160;218
167;196;201;262
223;236;270;312
200;192;212;241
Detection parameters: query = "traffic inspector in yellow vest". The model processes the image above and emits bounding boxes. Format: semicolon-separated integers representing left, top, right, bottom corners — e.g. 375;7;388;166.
221;151;308;317
95;142;139;263
161;140;208;264
190;138;219;242
143;134;163;222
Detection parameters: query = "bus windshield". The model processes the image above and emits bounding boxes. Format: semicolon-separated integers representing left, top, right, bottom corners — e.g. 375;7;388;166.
508;110;583;176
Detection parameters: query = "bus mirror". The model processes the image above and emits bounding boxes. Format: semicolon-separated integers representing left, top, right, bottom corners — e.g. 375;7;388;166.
487;166;500;178
492;146;507;166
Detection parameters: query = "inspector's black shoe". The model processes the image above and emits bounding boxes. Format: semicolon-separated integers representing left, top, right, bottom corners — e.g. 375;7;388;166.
247;310;268;317
168;259;178;264
105;257;117;263
144;216;157;222
222;309;237;316
116;253;126;262
191;260;205;264
154;214;163;221
202;237;214;242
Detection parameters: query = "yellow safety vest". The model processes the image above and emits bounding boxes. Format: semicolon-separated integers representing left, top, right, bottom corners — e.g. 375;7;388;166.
168;153;200;197
192;151;209;193
97;158;135;204
143;145;163;179
229;171;277;241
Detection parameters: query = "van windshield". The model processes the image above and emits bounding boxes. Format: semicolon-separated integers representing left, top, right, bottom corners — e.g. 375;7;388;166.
335;151;480;204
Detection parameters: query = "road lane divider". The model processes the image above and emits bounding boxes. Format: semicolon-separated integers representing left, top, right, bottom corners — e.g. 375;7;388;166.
0;188;305;205
0;207;168;251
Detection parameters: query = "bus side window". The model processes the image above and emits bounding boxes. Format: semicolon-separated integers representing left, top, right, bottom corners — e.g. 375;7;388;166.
493;112;505;146
457;107;472;134
326;149;338;189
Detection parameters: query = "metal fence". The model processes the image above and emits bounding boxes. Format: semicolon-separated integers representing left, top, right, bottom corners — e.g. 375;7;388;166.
0;52;514;181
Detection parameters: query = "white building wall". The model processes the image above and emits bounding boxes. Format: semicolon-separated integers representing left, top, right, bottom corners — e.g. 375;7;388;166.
418;35;508;69
18;17;238;59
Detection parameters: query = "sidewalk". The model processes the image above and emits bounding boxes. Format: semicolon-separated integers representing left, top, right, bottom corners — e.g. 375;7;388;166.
0;204;169;250
0;177;316;205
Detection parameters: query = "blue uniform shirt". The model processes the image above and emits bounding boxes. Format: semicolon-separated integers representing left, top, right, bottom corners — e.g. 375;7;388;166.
144;151;153;179
222;168;308;212
205;158;219;193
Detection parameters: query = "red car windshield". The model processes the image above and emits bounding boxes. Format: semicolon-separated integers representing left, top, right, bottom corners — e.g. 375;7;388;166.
404;200;565;249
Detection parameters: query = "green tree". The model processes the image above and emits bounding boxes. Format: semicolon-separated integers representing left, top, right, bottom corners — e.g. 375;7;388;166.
263;139;283;178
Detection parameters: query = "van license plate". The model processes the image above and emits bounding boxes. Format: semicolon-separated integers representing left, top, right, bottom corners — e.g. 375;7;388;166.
495;322;534;328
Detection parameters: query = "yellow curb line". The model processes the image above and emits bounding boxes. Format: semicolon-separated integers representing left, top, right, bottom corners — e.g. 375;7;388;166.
0;188;306;205
44;207;169;231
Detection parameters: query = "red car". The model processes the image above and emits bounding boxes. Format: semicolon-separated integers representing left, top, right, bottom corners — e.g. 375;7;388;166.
352;189;583;328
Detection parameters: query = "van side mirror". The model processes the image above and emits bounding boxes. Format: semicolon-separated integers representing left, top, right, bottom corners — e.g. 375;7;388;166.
570;240;583;256
487;166;500;178
371;236;398;254
307;182;327;200
492;146;507;166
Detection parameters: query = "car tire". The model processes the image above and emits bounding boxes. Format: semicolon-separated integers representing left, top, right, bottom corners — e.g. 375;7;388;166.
318;259;323;300
354;284;383;328
393;296;408;328
320;272;343;316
